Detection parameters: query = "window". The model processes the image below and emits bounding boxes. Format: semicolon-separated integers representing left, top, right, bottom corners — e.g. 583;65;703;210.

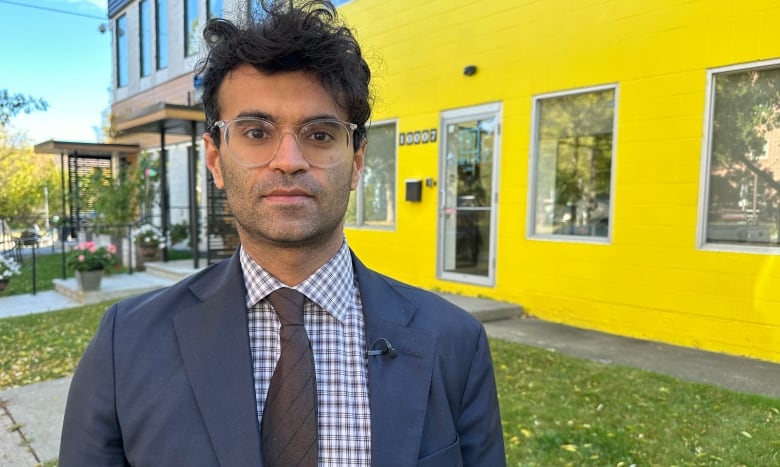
530;86;616;239
184;0;199;57
346;121;397;228
116;14;129;87
208;0;223;19
155;0;168;69
139;0;152;77
701;61;780;247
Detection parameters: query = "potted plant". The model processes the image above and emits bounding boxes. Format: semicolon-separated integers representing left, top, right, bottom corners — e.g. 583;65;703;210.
0;255;22;291
134;223;164;266
170;221;190;248
66;241;118;291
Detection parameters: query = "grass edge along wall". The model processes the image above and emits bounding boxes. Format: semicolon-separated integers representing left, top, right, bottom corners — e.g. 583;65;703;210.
340;0;780;364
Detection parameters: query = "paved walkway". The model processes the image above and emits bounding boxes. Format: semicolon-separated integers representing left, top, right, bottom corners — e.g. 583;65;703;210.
1;271;779;465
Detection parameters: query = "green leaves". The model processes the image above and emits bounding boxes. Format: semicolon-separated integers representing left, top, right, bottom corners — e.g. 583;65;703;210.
0;127;61;221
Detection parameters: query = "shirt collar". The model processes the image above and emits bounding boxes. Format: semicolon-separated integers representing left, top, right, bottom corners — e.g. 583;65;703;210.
240;241;356;324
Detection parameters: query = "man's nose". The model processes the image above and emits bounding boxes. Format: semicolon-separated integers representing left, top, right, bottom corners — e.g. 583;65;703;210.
268;132;309;172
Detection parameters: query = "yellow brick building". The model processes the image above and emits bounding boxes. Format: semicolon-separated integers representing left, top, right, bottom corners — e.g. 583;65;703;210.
338;0;780;363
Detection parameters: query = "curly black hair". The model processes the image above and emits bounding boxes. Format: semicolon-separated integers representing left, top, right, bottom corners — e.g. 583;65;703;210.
197;0;372;151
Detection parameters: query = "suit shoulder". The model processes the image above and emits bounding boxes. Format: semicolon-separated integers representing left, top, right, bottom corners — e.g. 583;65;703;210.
112;260;230;322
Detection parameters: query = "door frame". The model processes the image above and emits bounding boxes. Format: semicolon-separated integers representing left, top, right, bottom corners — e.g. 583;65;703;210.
436;102;502;286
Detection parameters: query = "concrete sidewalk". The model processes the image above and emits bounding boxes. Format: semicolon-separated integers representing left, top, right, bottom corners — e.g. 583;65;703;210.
1;377;70;466
483;318;780;399
1;281;779;464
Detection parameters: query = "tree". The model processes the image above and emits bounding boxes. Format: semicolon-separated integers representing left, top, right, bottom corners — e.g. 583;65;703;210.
90;167;138;226
90;151;160;226
0;89;49;127
0;128;61;224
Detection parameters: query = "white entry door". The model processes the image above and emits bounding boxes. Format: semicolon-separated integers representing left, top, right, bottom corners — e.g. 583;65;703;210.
438;103;501;286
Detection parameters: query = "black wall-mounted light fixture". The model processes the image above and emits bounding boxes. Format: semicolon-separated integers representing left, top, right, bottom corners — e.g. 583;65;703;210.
463;65;477;76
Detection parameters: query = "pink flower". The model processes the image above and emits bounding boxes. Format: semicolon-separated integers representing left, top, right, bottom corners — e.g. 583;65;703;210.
108;244;117;254
78;255;85;262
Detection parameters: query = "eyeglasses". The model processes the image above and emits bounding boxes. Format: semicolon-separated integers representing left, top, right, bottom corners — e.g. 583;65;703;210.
213;117;358;168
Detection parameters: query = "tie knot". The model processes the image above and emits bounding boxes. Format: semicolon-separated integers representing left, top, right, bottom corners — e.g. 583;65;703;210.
267;288;306;326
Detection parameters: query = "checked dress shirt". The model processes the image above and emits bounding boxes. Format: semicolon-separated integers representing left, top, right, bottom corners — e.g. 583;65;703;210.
240;242;372;466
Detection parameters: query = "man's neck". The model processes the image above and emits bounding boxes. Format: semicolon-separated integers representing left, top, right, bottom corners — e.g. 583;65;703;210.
239;232;344;286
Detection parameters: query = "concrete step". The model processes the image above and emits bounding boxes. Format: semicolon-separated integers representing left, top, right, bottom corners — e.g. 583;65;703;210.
52;259;206;304
53;272;176;305
141;259;205;281
438;293;524;322
51;260;524;324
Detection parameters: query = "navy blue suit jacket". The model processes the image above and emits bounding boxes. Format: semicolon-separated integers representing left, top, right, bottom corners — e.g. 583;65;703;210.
59;251;505;466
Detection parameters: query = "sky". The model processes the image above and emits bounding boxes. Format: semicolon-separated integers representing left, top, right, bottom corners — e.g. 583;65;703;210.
0;0;111;144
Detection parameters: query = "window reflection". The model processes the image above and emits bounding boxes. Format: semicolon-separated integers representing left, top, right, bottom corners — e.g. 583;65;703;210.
706;66;780;246
532;88;615;238
346;122;397;227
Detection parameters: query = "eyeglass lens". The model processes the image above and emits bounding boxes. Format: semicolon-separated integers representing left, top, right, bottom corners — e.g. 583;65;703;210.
224;118;352;167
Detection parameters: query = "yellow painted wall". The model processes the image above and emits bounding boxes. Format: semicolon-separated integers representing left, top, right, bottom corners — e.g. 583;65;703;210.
340;0;780;363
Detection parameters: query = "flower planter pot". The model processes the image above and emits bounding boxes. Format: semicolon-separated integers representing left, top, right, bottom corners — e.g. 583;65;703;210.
75;269;104;292
138;243;162;261
135;243;162;272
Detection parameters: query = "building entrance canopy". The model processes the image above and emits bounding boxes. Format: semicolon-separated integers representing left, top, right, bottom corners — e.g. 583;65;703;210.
113;102;206;138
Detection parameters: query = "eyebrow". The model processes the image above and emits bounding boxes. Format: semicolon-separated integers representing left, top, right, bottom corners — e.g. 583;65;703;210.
233;111;344;124
235;110;274;120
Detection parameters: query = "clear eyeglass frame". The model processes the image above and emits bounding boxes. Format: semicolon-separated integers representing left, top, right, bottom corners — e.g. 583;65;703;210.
213;117;358;168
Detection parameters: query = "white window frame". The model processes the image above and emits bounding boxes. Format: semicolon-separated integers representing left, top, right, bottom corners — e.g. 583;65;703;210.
698;58;780;254
346;118;398;230
527;84;619;244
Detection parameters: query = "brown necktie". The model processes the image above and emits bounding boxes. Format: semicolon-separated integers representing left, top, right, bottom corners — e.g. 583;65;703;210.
262;288;318;467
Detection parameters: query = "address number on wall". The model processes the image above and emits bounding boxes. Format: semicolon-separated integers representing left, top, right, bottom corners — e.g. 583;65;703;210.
399;129;437;145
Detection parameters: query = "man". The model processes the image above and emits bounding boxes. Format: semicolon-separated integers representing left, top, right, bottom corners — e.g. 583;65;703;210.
59;1;505;466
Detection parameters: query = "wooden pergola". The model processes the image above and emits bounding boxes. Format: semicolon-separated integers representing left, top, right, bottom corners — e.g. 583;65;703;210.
112;103;207;268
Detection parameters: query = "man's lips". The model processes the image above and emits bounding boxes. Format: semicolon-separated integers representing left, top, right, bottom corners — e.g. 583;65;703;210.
262;188;313;202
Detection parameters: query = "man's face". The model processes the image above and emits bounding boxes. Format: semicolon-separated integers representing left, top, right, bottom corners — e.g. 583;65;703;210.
204;66;364;251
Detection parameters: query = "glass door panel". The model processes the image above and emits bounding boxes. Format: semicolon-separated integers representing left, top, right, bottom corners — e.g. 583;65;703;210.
439;104;500;284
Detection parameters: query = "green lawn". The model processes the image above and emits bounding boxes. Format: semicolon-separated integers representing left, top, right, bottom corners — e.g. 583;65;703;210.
0;301;112;387
0;248;193;298
0;303;777;465
0;251;71;297
492;339;780;466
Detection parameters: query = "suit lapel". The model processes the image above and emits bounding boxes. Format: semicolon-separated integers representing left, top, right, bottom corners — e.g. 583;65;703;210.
173;254;264;466
172;251;436;466
353;256;436;467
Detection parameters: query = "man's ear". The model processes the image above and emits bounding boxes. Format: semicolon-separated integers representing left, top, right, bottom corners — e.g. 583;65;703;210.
203;133;225;189
351;139;366;191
